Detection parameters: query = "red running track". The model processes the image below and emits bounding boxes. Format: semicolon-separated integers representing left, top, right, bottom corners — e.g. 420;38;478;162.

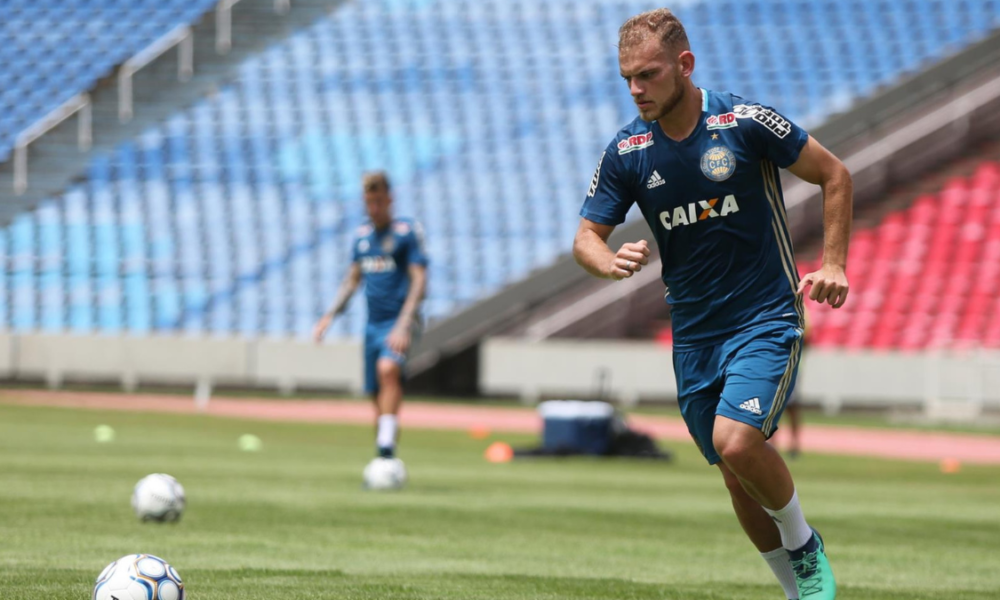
3;390;999;465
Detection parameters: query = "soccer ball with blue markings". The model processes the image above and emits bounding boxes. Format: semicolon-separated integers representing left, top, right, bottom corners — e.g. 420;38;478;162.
93;554;184;600
132;474;186;522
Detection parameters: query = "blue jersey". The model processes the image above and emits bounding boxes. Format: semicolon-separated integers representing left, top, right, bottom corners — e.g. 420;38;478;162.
352;218;428;324
581;89;808;349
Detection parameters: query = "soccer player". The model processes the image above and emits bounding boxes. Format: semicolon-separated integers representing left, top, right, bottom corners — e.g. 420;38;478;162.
574;9;851;600
313;172;428;460
784;313;811;460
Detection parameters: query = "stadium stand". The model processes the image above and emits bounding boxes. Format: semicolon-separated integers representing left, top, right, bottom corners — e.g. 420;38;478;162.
0;0;997;339
801;160;1000;351
0;0;218;162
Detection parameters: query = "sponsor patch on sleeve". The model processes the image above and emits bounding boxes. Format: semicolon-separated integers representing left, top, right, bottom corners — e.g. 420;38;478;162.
587;151;606;197
734;104;792;138
392;222;411;235
617;132;655;155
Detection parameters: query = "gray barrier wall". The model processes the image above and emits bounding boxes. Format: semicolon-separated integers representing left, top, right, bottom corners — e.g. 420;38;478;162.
0;333;363;394
481;338;1000;415
4;332;999;417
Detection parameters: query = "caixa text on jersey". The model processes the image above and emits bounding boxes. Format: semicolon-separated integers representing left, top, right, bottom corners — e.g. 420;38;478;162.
659;195;740;230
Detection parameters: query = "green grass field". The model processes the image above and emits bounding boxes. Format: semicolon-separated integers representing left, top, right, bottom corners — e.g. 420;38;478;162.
1;403;998;599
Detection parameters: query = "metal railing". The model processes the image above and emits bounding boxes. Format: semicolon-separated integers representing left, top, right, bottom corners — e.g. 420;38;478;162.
13;93;92;195
215;0;244;54
119;24;194;123
12;0;295;194
218;0;290;53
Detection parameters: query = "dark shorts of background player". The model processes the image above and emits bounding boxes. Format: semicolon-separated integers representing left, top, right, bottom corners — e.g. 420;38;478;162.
363;318;422;395
673;320;803;465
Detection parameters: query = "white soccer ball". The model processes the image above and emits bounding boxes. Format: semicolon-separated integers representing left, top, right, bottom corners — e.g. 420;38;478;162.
363;457;407;490
132;474;186;522
93;554;185;600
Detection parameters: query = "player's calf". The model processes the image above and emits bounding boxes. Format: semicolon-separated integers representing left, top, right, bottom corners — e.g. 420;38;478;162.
375;358;404;458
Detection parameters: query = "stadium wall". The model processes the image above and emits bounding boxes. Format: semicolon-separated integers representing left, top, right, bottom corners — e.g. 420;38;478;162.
481;338;1000;414
2;332;998;416
0;333;362;394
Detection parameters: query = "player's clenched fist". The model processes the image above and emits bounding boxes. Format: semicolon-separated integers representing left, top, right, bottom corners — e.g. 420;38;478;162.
610;240;650;280
798;264;849;308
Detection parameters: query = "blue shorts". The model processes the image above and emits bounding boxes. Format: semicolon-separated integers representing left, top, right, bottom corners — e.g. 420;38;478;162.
674;320;803;465
364;319;418;395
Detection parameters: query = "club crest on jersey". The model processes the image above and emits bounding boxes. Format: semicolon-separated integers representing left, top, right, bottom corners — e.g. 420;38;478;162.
358;239;370;253
658;195;740;230
617;132;654;155
706;112;738;130
700;145;736;182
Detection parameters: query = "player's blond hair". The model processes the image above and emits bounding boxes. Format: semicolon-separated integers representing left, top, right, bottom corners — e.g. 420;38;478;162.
618;8;690;54
362;171;391;193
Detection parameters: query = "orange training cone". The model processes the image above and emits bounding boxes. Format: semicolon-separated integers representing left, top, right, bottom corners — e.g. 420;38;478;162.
468;424;491;440
939;458;961;474
485;441;514;463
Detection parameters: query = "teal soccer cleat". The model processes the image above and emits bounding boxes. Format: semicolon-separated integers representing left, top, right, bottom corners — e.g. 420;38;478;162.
789;528;836;599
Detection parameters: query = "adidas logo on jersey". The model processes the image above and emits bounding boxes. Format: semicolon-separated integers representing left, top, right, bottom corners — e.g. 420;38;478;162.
658;195;740;230
739;397;763;415
646;170;666;189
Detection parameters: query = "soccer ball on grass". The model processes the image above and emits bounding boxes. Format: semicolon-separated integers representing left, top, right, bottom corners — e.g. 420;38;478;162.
362;457;407;490
132;474;185;522
93;554;184;600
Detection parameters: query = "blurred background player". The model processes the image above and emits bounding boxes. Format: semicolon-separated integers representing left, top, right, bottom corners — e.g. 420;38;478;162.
573;9;852;600
785;310;811;459
314;172;428;459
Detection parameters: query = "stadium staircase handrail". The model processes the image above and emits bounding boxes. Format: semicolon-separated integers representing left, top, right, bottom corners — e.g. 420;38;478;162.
13;94;92;195
216;0;244;53
119;24;195;123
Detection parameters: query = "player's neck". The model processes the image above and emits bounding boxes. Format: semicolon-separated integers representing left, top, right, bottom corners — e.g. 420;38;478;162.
656;85;703;142
372;218;393;232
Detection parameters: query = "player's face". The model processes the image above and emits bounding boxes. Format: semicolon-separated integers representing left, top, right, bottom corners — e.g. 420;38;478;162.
364;188;393;228
619;39;688;122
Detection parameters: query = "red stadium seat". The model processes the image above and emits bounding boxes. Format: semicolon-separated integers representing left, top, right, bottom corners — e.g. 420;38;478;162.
799;161;1000;351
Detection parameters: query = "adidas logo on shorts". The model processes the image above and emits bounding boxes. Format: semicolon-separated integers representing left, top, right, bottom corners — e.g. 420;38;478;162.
739;397;762;415
646;170;666;189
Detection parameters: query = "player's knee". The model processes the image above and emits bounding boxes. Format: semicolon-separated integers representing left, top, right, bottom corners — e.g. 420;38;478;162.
713;422;762;467
376;359;401;383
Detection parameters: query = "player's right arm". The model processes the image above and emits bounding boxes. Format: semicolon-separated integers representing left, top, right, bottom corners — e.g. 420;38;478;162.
573;219;650;280
574;144;648;280
313;262;362;342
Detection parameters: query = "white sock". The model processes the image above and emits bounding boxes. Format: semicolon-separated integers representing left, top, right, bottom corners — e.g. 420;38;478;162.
763;489;813;551
376;414;398;451
761;547;799;599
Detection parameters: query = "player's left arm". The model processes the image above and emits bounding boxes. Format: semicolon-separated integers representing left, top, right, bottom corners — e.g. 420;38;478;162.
387;264;426;355
387;225;429;355
787;136;853;308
